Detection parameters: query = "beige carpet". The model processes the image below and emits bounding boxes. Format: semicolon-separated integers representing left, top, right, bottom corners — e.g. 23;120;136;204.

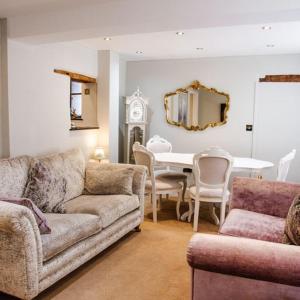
1;198;218;300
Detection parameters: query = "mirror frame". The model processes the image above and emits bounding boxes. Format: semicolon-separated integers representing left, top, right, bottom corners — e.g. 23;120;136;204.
164;80;230;131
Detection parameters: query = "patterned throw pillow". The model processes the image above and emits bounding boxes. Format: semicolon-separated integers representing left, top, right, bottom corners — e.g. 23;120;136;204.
0;197;51;234
24;159;67;213
85;167;134;195
283;194;300;245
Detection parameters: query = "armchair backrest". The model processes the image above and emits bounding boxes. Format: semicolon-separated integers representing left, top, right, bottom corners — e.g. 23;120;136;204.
230;177;300;218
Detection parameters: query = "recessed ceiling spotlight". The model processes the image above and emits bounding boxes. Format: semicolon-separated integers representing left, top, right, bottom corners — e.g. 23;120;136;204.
262;26;272;30
196;47;204;50
104;37;111;41
136;51;143;54
176;31;184;36
266;44;275;48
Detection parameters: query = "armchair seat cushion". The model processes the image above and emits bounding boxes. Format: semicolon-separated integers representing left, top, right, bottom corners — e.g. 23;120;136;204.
41;213;101;261
64;194;140;228
220;209;285;243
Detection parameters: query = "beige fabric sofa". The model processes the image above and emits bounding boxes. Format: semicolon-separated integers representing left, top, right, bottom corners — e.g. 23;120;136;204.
0;150;147;300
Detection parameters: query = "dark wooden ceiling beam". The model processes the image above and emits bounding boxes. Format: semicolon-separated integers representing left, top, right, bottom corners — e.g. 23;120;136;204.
259;75;300;82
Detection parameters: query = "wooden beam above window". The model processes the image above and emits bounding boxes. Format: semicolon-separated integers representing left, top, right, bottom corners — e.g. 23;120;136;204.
54;69;96;83
259;75;300;82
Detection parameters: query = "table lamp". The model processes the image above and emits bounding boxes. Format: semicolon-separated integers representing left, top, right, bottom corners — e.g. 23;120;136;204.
94;147;105;162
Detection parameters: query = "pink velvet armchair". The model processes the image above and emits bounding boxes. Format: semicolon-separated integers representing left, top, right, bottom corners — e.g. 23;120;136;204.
187;177;300;300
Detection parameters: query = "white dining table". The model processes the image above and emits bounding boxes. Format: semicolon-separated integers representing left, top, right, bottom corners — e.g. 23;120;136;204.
154;152;274;223
154;152;274;175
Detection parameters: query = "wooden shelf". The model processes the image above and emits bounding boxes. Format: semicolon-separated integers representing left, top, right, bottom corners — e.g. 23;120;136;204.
70;126;99;131
54;69;96;83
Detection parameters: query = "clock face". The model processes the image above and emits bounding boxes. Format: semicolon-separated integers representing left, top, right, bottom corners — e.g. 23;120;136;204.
130;100;144;122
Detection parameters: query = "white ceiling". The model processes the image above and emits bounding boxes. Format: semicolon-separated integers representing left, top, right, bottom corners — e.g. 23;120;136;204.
75;21;300;61
6;0;300;42
1;0;300;60
0;0;117;17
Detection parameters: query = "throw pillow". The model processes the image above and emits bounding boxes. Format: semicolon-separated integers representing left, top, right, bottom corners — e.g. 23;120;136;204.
85;167;134;195
24;159;67;213
283;194;300;245
0;197;51;234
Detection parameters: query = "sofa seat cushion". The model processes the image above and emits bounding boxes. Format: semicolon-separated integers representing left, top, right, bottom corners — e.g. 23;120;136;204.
220;209;285;243
64;194;140;228
41;213;101;261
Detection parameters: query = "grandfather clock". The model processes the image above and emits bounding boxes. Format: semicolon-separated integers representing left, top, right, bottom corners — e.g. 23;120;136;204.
124;88;148;164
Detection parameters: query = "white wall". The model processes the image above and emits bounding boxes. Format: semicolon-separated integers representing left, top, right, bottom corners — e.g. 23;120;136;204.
119;58;127;162
0;19;9;158
126;54;300;157
8;40;99;159
97;50;119;163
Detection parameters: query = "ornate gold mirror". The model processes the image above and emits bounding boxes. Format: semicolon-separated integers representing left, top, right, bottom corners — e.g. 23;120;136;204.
164;81;230;131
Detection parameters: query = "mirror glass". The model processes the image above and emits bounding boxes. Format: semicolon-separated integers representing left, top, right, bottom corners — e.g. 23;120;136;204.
164;81;229;131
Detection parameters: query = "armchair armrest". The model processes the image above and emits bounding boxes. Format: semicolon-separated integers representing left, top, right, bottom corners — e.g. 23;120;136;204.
230;177;300;218
187;233;300;287
0;201;43;299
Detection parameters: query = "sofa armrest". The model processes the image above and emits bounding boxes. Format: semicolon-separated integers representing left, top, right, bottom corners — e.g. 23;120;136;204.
0;201;43;299
230;177;300;218
187;233;300;287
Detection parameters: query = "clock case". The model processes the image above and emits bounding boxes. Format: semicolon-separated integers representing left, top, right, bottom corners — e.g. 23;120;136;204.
124;88;149;164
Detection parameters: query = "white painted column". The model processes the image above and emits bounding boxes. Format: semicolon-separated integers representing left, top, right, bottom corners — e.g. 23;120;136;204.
0;18;9;158
97;50;119;163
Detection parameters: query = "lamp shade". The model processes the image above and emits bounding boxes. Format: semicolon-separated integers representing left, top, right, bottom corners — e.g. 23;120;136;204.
94;147;105;160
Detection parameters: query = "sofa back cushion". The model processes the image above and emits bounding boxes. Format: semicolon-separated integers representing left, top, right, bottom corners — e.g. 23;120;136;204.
85;167;134;195
23;148;85;212
0;155;32;198
61;148;85;201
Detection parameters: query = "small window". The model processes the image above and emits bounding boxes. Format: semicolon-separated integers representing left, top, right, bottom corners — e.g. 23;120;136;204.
70;80;83;120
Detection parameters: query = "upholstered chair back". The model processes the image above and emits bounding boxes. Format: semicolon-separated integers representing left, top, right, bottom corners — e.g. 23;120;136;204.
146;135;172;153
193;147;233;190
277;149;296;182
133;142;155;180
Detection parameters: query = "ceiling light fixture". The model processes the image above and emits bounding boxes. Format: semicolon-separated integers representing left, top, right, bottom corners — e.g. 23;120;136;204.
136;51;143;54
104;37;111;41
176;31;184;36
262;26;272;30
196;47;204;50
266;44;275;48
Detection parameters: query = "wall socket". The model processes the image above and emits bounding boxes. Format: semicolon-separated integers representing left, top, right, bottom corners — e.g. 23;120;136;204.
246;124;253;131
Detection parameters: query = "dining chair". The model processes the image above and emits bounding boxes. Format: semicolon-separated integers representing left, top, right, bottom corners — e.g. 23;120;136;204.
133;142;186;222
146;135;172;153
190;147;233;232
277;149;296;181
146;135;187;201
